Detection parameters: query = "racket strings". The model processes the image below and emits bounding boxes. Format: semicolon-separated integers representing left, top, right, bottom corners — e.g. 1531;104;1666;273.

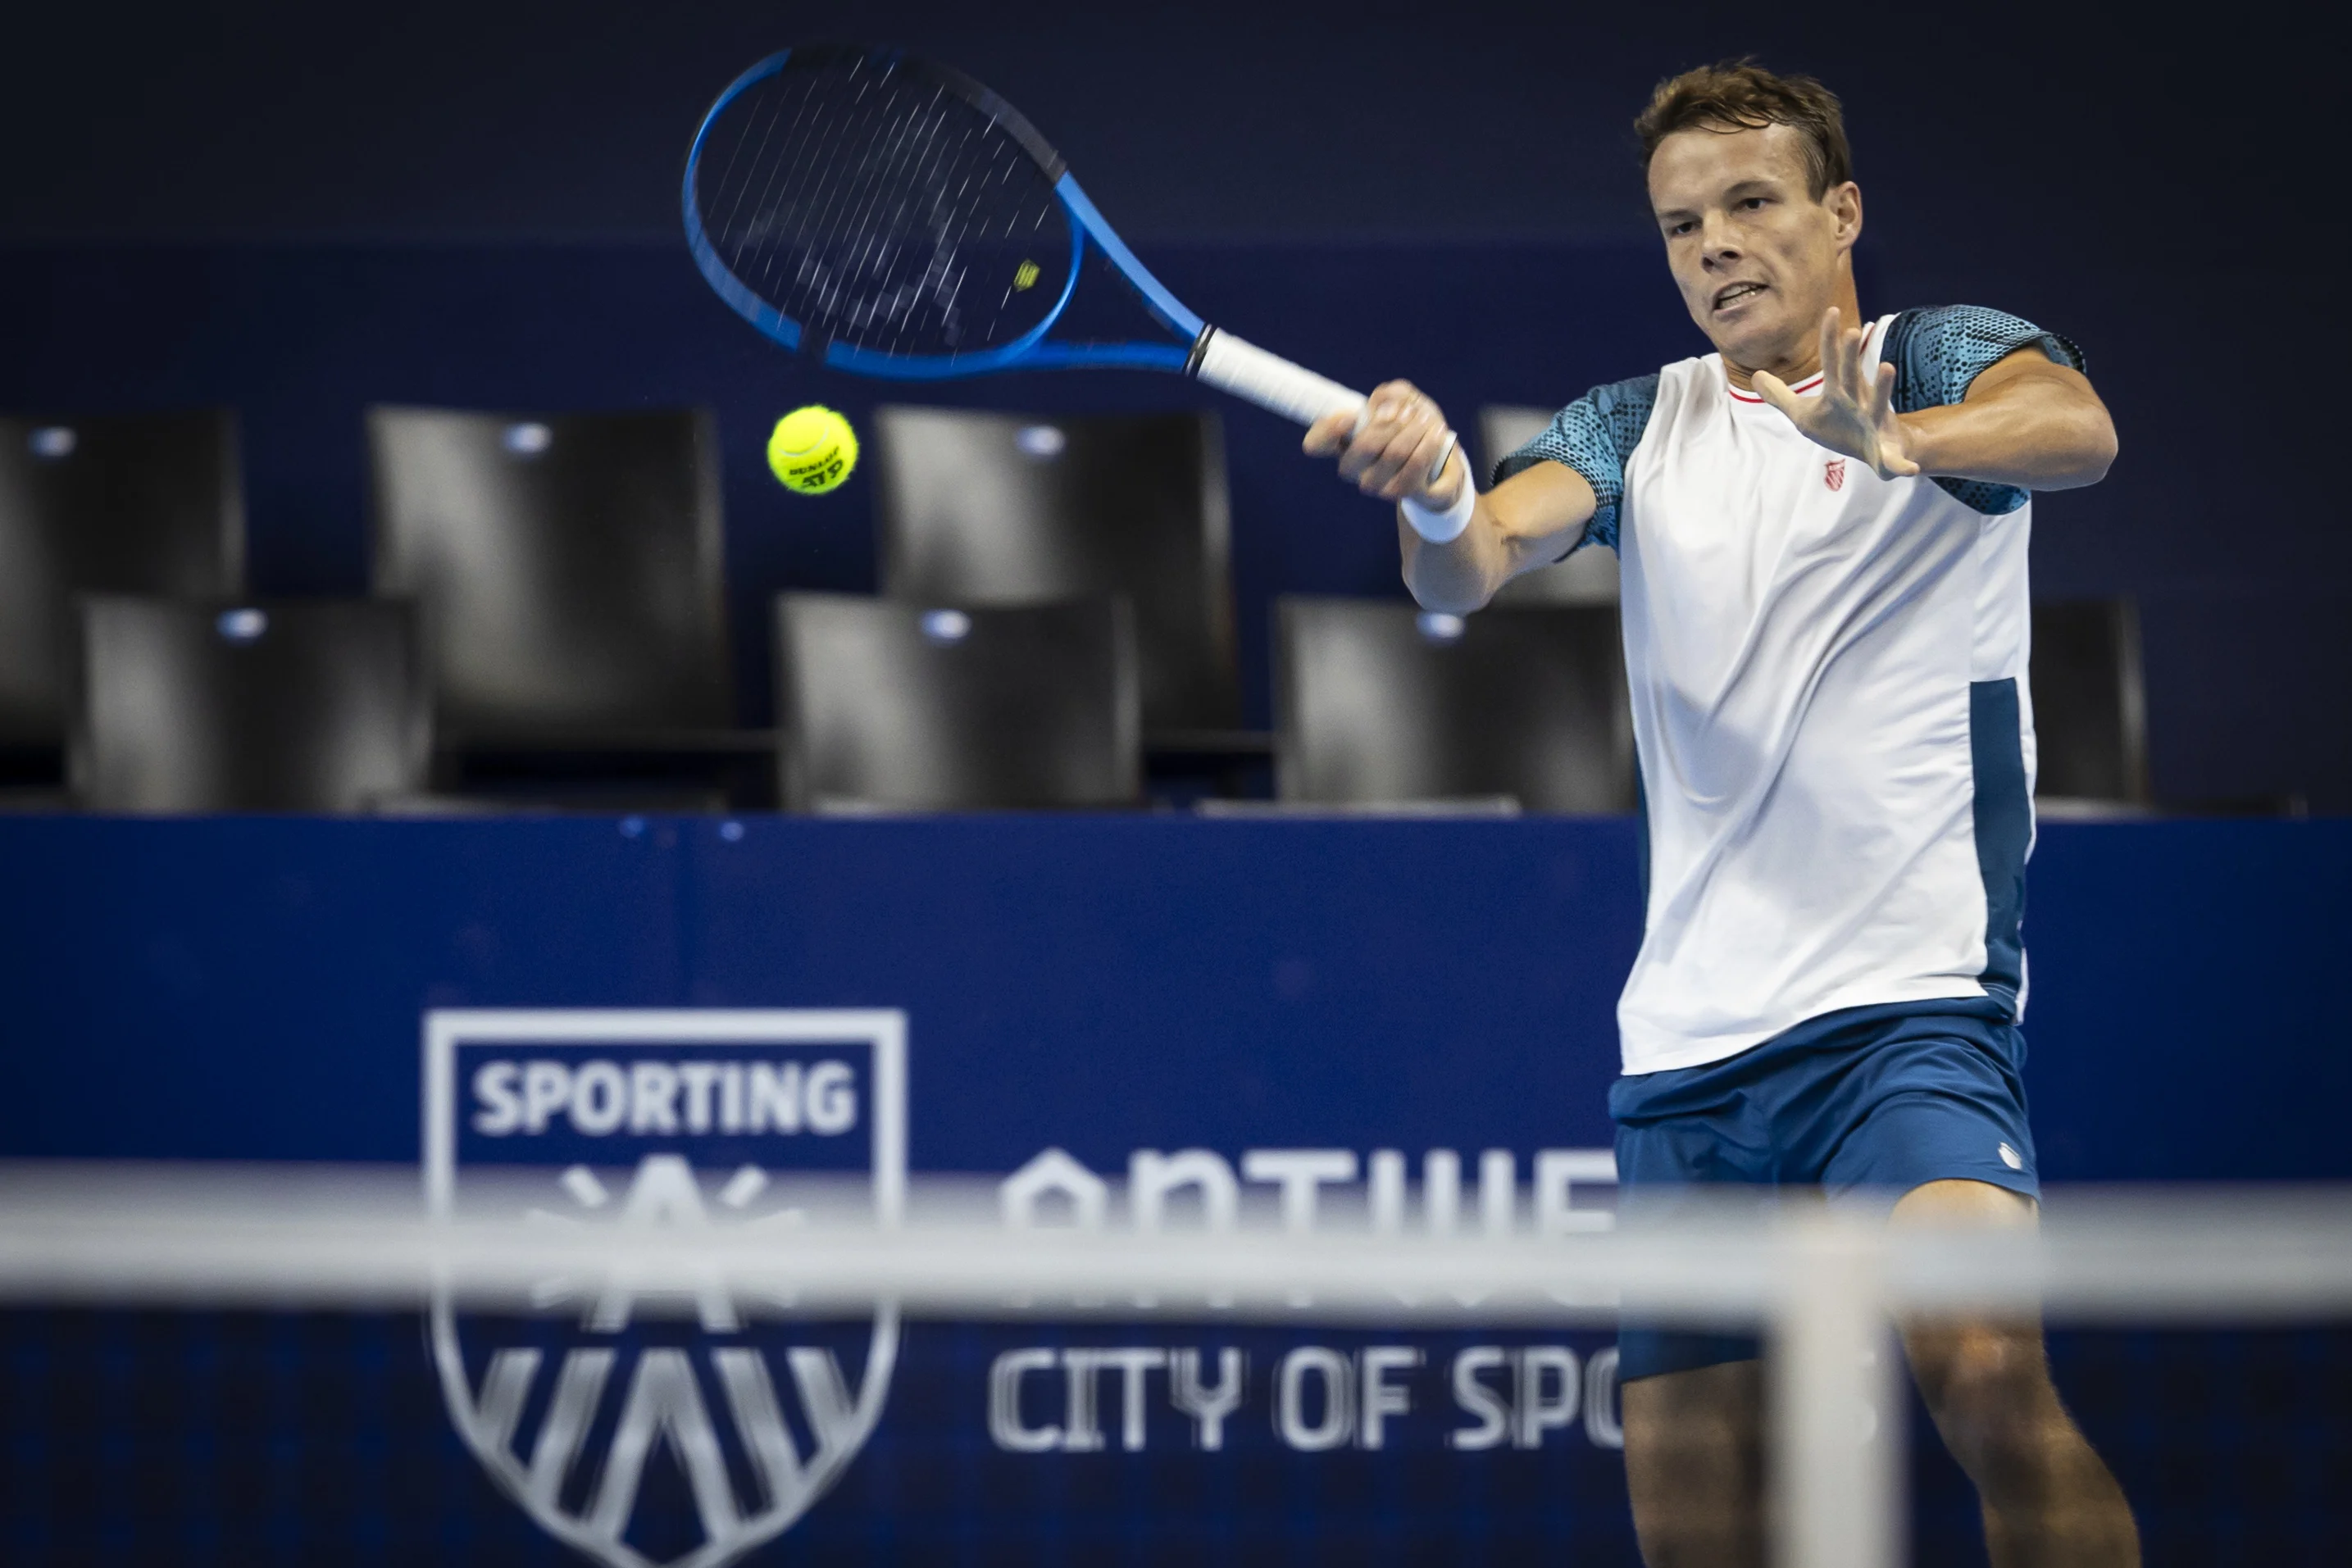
694;54;1071;358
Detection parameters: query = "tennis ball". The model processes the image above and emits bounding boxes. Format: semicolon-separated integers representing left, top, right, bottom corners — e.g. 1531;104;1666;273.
767;405;859;494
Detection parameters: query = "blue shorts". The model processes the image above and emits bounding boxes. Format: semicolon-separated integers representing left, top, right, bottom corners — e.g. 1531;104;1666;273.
1611;998;2040;1382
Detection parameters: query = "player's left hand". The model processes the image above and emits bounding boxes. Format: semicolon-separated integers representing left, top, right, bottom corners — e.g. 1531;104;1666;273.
1754;307;1922;481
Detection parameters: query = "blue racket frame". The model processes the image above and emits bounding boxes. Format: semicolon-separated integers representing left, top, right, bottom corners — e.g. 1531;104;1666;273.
684;50;1207;380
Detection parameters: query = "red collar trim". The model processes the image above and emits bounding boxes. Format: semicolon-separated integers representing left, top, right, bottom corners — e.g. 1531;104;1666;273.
1727;319;1883;402
1725;370;1822;404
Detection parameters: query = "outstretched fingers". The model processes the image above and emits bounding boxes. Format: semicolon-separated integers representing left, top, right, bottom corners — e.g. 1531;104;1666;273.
1872;362;1922;476
1817;307;1847;399
1868;362;1896;425
1750;370;1803;422
1832;317;1873;407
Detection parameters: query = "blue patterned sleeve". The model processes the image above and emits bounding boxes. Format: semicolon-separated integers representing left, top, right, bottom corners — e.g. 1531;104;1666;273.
1885;306;2087;515
1489;373;1659;554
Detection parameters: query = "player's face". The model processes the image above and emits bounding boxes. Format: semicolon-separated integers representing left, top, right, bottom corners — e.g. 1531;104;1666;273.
1647;124;1861;370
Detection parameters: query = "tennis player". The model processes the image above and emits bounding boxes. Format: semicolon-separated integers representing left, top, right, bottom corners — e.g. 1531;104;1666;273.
1306;59;2135;1566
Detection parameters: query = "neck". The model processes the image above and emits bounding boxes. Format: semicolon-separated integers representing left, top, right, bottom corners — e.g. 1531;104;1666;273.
1722;272;1864;390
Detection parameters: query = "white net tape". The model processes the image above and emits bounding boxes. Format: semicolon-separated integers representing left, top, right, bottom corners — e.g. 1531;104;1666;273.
2;1165;2349;1568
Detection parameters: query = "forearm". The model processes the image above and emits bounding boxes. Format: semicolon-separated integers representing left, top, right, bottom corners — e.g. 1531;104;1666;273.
1399;498;1518;613
1398;461;1598;613
1899;370;2118;492
1299;384;1597;610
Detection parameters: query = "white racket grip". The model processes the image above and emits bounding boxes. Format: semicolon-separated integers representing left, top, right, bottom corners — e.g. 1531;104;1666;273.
1191;328;1367;428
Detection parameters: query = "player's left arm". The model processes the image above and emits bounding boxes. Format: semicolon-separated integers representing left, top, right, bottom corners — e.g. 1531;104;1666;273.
1758;307;2118;490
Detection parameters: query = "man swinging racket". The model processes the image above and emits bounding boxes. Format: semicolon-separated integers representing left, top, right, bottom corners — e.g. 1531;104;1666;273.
1306;60;2136;1567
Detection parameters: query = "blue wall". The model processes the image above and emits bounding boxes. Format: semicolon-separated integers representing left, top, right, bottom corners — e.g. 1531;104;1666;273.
2;816;2345;1180
1;815;2343;1561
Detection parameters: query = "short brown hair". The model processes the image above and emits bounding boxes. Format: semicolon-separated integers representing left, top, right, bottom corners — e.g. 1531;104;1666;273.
1635;59;1852;198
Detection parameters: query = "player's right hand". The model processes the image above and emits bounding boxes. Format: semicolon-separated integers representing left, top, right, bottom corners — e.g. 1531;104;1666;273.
1303;380;1464;508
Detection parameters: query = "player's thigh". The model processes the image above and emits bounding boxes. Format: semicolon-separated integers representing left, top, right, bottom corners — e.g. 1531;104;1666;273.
1622;1359;1765;1499
1890;1179;2058;1420
1892;1175;2036;1229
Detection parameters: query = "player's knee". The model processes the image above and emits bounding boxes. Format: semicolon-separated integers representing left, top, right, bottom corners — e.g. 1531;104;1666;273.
1910;1324;2063;1461
1912;1323;2040;1407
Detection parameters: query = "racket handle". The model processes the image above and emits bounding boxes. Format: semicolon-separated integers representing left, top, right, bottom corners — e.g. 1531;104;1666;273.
1190;328;1367;428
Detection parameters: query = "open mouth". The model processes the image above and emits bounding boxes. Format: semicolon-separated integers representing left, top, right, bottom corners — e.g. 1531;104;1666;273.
1713;281;1767;311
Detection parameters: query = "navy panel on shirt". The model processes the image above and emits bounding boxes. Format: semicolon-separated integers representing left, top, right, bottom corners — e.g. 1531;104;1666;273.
1970;676;2032;1011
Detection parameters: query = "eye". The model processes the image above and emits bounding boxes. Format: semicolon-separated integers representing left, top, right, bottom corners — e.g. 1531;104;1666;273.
1740;197;1768;211
1669;220;1697;236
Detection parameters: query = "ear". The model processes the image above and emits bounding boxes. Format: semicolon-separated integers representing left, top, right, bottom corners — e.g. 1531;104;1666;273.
1827;180;1864;252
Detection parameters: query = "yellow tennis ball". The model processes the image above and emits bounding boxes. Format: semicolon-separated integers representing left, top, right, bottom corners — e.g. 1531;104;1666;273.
767;405;859;494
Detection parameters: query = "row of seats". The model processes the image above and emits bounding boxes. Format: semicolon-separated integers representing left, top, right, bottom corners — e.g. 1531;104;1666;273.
0;405;1612;743
0;407;732;744
2;403;2152;812
66;594;1630;813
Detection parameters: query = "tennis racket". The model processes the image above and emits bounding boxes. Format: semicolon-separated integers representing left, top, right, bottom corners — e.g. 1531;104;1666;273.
682;45;1376;432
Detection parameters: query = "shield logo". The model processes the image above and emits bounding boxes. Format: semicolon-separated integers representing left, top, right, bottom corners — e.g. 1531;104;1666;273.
423;1009;907;1568
1823;457;1848;492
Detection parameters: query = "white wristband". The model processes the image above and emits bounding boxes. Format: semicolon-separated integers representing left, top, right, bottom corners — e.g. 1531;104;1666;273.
1399;448;1475;543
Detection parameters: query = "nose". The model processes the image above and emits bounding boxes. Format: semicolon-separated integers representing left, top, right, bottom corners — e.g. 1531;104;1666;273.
1698;210;1743;269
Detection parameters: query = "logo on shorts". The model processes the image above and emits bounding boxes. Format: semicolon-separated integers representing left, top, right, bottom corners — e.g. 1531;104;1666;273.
1998;1142;2024;1171
424;1009;907;1568
1823;457;1848;492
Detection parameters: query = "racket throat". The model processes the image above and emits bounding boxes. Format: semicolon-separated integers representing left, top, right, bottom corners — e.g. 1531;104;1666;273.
1183;325;1217;378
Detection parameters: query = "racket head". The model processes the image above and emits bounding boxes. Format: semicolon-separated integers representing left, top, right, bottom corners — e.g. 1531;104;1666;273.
685;47;1090;376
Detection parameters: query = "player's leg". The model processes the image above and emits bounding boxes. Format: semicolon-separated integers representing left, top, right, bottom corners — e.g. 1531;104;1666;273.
1893;1178;2140;1568
1799;1007;2137;1562
1610;1074;1772;1567
1622;1358;1765;1567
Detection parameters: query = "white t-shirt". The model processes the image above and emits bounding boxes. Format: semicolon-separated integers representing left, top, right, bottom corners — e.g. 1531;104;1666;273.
1498;307;2085;1075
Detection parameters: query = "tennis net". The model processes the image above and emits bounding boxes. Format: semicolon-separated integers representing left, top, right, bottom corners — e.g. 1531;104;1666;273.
0;1165;2345;1566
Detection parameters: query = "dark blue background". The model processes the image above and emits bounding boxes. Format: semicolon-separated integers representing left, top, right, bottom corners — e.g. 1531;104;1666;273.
2;2;2347;1552
2;816;2345;1179
0;0;2343;807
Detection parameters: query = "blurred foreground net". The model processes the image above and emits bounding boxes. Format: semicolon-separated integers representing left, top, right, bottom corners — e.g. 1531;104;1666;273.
0;1166;2346;1566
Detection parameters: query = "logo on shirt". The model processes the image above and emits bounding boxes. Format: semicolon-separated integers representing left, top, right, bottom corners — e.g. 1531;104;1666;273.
1823;457;1848;492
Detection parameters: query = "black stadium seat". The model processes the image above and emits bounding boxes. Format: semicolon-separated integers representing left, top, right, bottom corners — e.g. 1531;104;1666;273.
871;407;1238;738
1476;404;1620;608
1275;598;1634;812
773;593;1140;811
366;407;730;739
2031;598;2152;808
0;411;243;744
71;598;428;813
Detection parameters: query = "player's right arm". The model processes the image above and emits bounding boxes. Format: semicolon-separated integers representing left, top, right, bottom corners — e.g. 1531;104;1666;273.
1397;462;1597;614
1303;381;1597;614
